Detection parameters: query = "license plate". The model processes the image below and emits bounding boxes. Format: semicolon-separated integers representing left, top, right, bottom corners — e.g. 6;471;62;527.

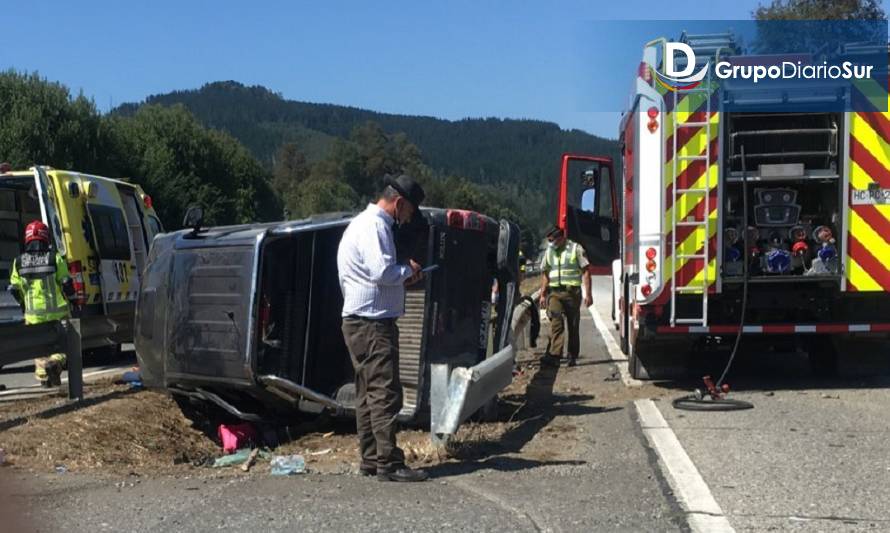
851;188;890;205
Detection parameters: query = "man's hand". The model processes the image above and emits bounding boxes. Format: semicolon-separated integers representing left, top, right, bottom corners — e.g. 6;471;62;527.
538;291;547;309
405;259;424;286
584;294;593;308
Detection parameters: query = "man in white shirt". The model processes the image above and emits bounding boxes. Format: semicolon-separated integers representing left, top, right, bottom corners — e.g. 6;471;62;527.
337;174;429;482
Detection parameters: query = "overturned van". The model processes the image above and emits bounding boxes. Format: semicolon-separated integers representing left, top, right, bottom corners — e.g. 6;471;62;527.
135;207;520;439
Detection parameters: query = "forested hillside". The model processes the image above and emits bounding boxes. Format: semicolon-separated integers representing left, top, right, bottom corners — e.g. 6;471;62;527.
116;81;619;181
2;73;619;251
116;81;621;244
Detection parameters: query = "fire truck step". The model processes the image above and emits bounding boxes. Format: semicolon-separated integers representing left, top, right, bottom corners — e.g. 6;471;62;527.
676;188;709;194
675;285;708;291
677;121;709;127
677;220;707;226
677;155;709;161
675;318;707;324
677;253;707;259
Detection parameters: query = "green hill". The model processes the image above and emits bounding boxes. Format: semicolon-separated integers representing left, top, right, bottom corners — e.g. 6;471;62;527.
115;80;619;191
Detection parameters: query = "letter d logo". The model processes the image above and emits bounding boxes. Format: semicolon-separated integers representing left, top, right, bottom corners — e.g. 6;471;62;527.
665;43;696;78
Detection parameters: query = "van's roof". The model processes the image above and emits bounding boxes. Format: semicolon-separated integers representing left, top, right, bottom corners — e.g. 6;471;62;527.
168;207;500;250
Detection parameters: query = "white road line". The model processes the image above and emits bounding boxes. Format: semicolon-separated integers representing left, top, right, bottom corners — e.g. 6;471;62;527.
635;399;735;533
587;305;642;388
0;367;129;397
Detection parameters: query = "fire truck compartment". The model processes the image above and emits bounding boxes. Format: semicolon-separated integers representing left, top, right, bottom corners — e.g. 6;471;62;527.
721;112;844;282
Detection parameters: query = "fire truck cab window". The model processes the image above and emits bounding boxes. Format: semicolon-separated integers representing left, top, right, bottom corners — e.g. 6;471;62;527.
597;165;613;218
581;189;596;213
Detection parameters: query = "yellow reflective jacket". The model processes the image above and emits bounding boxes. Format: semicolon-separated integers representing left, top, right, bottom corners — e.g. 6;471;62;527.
10;250;70;324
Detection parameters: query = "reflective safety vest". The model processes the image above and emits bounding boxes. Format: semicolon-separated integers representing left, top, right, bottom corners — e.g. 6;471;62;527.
545;242;582;287
10;250;70;324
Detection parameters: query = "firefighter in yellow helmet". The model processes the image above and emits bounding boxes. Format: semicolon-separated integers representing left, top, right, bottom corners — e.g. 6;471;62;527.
8;220;73;387
538;226;592;368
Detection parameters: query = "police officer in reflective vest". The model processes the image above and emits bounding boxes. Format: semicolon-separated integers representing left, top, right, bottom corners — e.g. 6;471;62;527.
9;220;73;387
538;227;592;367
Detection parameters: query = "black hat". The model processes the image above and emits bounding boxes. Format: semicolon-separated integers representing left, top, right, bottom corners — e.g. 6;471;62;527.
384;174;425;209
546;226;564;239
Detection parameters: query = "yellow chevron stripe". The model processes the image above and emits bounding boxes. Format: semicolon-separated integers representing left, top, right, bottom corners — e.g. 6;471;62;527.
852;78;890;113
664;113;719;184
677;258;718;293
848;256;884;292
850;159;876;190
665;163;718;233
663;219;718;286
851;113;890;171
850;209;890;263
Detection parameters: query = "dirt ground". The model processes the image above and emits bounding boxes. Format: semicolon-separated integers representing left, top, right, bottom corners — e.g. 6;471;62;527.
0;339;669;479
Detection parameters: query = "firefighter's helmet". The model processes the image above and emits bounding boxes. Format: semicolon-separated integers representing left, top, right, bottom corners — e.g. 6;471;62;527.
24;220;50;245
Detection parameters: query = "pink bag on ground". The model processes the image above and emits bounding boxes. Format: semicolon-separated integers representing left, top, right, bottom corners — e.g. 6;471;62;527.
218;423;257;454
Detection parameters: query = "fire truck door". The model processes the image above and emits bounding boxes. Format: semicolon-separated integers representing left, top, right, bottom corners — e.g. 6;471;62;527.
559;155;619;272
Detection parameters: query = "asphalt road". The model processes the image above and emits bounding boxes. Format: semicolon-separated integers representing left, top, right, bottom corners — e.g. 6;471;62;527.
3;279;890;532
0;344;136;393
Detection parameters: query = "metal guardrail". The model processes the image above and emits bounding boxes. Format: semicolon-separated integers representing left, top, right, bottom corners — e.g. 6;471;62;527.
429;297;537;445
0;319;83;401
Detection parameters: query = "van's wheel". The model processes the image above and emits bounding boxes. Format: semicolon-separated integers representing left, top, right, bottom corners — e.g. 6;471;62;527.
806;335;838;377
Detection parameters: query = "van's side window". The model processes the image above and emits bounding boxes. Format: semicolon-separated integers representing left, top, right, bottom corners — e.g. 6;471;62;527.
88;205;131;260
147;215;163;239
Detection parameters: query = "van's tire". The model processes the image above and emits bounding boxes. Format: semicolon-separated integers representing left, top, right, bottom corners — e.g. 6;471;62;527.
806;335;838;377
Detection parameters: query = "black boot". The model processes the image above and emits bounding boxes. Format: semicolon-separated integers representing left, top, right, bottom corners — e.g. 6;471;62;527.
377;466;430;482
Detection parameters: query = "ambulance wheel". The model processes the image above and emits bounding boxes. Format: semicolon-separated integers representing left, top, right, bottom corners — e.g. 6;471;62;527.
806;335;838;378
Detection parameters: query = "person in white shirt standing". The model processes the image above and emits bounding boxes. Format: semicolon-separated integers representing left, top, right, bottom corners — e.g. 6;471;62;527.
337;174;429;482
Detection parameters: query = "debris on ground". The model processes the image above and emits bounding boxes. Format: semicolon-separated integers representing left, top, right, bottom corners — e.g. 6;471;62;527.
218;422;258;453
270;454;305;475
241;448;261;472
213;448;271;468
0;327;671;477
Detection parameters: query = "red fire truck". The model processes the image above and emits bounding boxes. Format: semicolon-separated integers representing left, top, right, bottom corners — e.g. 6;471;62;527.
559;32;890;379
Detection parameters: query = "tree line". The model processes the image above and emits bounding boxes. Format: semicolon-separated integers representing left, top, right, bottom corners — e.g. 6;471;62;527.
0;71;543;251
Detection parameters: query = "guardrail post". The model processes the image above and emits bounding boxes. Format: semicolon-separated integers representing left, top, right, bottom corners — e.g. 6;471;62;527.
65;319;83;402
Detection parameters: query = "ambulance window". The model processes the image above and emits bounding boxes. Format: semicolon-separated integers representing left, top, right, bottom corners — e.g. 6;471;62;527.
0;190;14;212
88;205;131;261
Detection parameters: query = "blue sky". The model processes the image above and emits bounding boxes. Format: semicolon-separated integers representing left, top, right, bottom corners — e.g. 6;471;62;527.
2;1;871;140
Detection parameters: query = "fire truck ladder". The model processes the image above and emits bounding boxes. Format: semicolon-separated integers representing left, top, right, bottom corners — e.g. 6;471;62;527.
669;40;722;327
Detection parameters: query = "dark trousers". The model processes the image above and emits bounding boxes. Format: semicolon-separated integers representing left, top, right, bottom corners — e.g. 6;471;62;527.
547;286;581;359
341;316;405;472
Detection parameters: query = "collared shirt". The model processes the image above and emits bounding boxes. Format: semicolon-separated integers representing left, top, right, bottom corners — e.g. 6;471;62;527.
338;204;413;319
